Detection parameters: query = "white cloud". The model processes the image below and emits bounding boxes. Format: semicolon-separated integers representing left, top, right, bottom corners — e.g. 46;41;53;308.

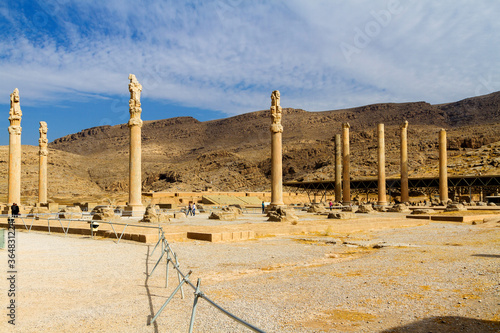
1;0;499;117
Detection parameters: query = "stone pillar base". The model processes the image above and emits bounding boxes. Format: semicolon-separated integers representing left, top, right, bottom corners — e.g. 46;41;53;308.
267;203;286;211
122;204;145;217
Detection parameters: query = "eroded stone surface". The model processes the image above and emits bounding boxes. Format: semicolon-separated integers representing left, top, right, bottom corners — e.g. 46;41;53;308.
387;203;411;213
141;204;171;223
328;212;355;219
92;206;119;221
356;204;376;214
445;203;467;212
267;206;299;223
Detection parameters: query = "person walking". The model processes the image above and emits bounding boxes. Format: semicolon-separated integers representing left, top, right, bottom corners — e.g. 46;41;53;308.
329;200;333;211
192;203;196;216
262;201;265;214
187;203;192;216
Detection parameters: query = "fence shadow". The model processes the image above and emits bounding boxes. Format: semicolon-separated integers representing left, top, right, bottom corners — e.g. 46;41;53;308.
472;254;500;258
380;316;500;333
144;245;159;333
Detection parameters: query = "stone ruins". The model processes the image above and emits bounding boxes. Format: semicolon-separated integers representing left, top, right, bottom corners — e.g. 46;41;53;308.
377;123;387;206
342;122;350;205
8;88;22;207
269;90;284;207
400;121;409;202
334;133;342;202
1;79;494;223
439;128;449;202
124;74;145;217
38;121;48;204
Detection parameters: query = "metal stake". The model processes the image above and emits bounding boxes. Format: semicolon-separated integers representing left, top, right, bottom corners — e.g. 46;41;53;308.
174;253;185;299
149;270;192;325
188;278;202;333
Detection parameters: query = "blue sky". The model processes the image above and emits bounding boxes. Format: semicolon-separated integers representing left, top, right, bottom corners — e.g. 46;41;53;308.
1;0;499;146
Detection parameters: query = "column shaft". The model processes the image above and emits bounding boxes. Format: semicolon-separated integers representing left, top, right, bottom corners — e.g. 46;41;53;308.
8;130;21;204
439;129;448;202
38;154;47;203
334;134;342;202
378;123;387;205
400;122;409;202
271;131;284;206
129;124;142;206
342;123;350;205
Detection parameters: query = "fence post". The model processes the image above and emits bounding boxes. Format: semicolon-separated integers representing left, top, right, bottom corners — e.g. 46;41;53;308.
188;278;202;333
149;270;192;325
174;253;185;299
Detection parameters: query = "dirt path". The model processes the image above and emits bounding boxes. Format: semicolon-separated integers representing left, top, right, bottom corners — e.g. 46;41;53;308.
1;218;499;332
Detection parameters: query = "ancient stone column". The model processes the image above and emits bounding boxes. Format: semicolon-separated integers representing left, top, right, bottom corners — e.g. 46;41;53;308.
334;134;342;202
439;129;448;203
377;123;387;206
124;74;144;216
342;123;351;205
38;121;48;204
8;88;22;206
400;121;409;203
270;90;284;207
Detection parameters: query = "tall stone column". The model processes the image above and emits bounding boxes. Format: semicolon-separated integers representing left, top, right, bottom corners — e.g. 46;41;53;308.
270;90;284;207
124;74;144;216
439;129;448;203
377;123;387;206
8;88;22;206
400;121;409;203
342;123;351;205
38;121;48;204
334;134;342;202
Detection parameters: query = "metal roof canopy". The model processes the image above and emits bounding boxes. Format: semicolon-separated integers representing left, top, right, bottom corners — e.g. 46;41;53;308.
284;175;500;202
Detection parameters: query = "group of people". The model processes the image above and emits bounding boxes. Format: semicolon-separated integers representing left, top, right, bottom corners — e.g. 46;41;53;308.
186;202;197;216
10;203;19;216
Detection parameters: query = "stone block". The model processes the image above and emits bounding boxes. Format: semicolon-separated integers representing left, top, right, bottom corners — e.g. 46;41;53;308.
209;211;237;220
356;204;376;214
444;203;467;212
328;212;355;219
387;204;411;213
411;209;435;214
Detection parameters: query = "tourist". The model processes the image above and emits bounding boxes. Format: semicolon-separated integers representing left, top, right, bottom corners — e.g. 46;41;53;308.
262;201;265;214
329;200;333;210
11;203;19;217
192;203;196;216
187;203;192;216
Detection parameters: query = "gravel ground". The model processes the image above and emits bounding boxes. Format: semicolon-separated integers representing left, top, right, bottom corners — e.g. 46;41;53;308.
1;217;499;332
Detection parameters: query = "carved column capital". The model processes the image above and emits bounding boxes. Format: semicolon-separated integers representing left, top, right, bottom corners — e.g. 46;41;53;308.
270;124;283;133
8;126;22;135
128;117;143;128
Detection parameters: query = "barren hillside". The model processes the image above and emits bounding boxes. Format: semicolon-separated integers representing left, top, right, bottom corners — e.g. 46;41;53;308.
2;92;500;203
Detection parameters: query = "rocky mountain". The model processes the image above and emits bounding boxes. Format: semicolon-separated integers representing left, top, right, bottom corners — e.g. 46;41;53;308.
2;91;500;203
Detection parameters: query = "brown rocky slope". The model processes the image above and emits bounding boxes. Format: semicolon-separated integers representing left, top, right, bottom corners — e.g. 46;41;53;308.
2;91;500;203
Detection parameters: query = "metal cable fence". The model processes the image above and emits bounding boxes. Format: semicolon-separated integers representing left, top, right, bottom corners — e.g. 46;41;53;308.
1;214;266;331
0;214;152;243
147;228;266;332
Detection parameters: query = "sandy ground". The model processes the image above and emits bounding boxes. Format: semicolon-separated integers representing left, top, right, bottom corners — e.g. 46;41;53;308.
0;213;499;332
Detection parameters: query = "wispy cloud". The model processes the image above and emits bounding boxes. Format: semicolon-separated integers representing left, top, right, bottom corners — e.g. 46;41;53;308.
1;0;499;117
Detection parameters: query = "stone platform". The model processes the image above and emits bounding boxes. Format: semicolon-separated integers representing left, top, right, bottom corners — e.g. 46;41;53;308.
0;211;434;244
406;213;500;223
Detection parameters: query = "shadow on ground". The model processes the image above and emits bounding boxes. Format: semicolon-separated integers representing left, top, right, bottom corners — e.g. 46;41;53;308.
472;254;500;258
381;316;500;333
